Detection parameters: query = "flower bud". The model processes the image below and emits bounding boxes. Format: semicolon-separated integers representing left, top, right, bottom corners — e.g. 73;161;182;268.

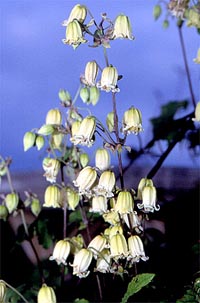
186;8;200;28
80;153;89;168
90;195;107;214
88;235;107;258
23;131;36;151
109;225;123;239
138;185;160;213
128;235;149;262
70;116;96;147
89;86;100;105
163;19;169;29
44;185;61;208
95;148;110;171
5;193;19;214
136;178;153;200
97;66;119;93
122;106;143;135
46;108;62;125
0;205;8;221
71;120;81;137
112;14;134;40
80;87;90;103
51;133;64;150
0;280;6;302
38;124;54;136
70;234;84;254
58;89;71;106
83;61;98;86
73;166;97;195
106;112;115;132
71;248;93;278
49;239;71;265
63;4;87;26
65;187;79;210
43;158;60;183
192;101;200;122
31;198;41;216
37;284;56;303
35;135;45;150
153;5;162;20
115;191;134;214
63;19;87;50
110;233;128;259
103;210;120;225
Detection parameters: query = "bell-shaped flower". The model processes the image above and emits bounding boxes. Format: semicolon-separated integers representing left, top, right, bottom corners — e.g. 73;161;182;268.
138;185;160;213
95;249;111;273
122;211;143;233
94;170;115;198
42;158;60;183
80;153;89;168
70;116;96;147
49;239;71;265
62;4;87;26
186;8;200;28
37;284;57;303
0;280;6;302
88;235;107;258
122;106;143;135
36;135;45;151
23;131;36;151
95;148;110;171
44;185;61;208
115;191;134;214
31;198;41;217
46;108;62;125
64;187;80;210
110;233;128;259
0;205;8;221
62;19;87;50
73;166;97;195
103;210;120;225
136;177;153;200
192;101;200;122
50;133;64;150
97;66;120;93
5;192;19;214
81;61;98;87
80;87;90;104
127;235;149;262
71;120;82;137
90;195;107;214
71;248;93;278
112;14;134;40
108;225;123;240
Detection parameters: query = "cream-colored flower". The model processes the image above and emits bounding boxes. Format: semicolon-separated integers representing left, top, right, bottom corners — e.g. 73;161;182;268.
71;120;82;137
46;108;62;125
37;284;56;303
110;233;128;259
193;48;200;64
95;249;111;273
88;235;107;258
70;116;96;147
82;61;98;86
136;177;154;200
23;131;36;151
62;4;87;26
64;187;80;210
0;280;6;302
73;166;97;195
36;135;45;150
62;19;87;49
186;7;200;28
49;240;71;265
192;101;200;122
106;111;115;132
108;225;123;240
90;195;107;214
115;191;134;214
71;248;93;278
103;210;120;225
0;205;8;221
89;86;100;105
95;148;110;171
42;158;60;183
127;235;149;262
122;211;143;233
97;66;120;93
112;14;134;40
50;133;64;150
93;170;115;198
168;0;188;19
122;107;143;135
138;185;160;213
44;185;61;208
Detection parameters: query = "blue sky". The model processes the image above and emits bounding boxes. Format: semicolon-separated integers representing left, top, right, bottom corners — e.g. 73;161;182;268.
1;0;200;171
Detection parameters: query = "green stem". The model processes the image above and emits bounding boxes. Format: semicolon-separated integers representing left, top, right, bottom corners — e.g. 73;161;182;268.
103;46;109;67
2;280;29;303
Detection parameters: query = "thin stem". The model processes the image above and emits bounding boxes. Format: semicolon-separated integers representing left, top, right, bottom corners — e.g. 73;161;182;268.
96;274;103;302
63;199;67;239
5;159;14;193
178;26;196;109
103;47;109;67
2;280;29;303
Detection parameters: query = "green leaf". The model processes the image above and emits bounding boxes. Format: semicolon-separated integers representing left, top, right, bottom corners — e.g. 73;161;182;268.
121;273;155;303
